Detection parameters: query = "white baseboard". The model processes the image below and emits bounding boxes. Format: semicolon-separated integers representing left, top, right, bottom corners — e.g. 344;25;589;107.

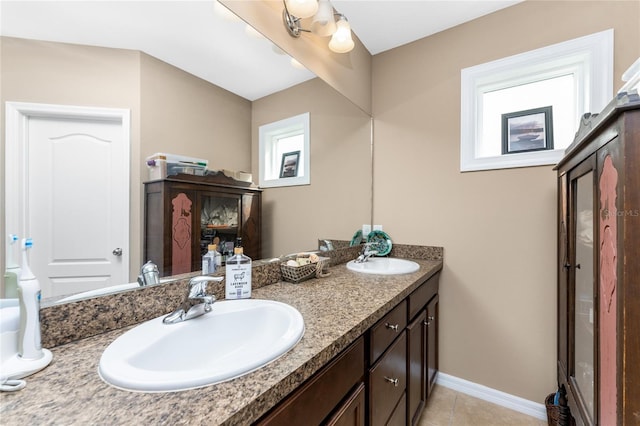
436;372;548;421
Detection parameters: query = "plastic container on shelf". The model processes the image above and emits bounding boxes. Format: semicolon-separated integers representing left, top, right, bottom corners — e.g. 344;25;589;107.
145;153;208;180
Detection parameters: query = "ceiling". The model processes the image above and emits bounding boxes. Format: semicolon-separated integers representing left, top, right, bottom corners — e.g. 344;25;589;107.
1;0;521;101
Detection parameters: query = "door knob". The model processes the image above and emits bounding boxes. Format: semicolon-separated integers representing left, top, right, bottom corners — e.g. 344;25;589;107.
112;248;123;256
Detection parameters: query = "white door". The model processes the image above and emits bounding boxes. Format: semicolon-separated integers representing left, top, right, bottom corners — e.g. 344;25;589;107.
5;103;130;298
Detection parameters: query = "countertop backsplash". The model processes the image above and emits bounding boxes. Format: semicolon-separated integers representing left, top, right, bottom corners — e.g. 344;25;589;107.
40;243;443;348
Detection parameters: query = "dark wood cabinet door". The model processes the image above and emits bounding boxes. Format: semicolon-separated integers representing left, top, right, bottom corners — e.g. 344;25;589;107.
369;332;407;426
407;310;427;425
426;294;439;397
255;337;365;426
325;383;366;426
385;393;407;426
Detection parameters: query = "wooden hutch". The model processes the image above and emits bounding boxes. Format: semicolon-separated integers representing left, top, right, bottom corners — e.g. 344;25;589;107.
555;93;639;425
143;172;261;277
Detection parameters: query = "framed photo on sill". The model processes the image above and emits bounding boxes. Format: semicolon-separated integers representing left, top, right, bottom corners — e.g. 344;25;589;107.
502;106;554;155
279;150;300;178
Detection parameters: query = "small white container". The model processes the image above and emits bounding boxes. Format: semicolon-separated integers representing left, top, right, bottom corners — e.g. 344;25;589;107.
146;153;208;180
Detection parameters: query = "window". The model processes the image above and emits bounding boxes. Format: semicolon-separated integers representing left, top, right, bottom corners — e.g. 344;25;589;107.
460;29;613;172
259;112;310;188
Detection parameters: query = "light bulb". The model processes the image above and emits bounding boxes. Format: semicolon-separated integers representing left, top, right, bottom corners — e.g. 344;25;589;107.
285;0;318;19
311;0;336;37
328;15;354;53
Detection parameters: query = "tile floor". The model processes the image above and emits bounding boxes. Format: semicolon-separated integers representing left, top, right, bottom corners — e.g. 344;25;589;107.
417;385;548;426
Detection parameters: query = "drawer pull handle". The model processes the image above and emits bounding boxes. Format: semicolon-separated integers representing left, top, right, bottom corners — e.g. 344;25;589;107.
384;376;399;387
385;323;399;332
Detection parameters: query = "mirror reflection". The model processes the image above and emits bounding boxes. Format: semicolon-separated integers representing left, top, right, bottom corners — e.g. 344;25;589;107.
1;1;373;305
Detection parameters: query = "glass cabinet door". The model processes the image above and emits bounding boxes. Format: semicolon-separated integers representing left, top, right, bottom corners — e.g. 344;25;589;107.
572;170;595;423
199;192;241;260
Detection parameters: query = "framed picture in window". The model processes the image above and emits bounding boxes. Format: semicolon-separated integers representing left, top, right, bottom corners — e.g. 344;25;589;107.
279;151;300;178
502;106;554;154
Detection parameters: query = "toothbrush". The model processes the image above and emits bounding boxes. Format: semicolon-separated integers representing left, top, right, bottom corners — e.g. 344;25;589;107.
18;238;44;360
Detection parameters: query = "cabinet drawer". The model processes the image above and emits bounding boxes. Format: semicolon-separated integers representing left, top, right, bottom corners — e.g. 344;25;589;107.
370;300;407;364
407;272;440;320
256;337;365;426
370;331;407;426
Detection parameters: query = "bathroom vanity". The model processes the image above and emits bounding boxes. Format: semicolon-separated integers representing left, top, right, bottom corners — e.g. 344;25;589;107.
0;246;442;425
256;270;439;426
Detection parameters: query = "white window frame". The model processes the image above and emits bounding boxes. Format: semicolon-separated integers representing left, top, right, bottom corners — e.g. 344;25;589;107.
460;29;613;172
259;112;310;188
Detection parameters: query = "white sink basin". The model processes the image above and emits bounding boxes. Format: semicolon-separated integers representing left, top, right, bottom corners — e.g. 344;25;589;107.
99;299;304;392
346;257;420;275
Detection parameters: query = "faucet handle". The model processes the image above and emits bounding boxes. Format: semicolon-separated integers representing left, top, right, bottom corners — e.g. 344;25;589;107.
361;242;378;253
187;276;223;300
139;260;159;286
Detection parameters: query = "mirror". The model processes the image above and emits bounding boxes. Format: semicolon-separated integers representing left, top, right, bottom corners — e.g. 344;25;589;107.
1;2;373;305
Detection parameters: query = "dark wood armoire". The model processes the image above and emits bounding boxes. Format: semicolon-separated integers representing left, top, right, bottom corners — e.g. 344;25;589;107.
555;93;639;425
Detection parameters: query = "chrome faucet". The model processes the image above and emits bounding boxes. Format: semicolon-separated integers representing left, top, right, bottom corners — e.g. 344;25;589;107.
355;243;378;263
163;276;223;324
137;261;159;287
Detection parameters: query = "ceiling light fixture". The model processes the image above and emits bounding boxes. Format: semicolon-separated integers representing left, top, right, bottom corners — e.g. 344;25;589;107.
282;0;354;54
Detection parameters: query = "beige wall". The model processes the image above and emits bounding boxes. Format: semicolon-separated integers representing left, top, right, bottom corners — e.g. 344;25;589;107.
252;78;372;257
139;53;251;172
0;37;251;288
372;0;639;402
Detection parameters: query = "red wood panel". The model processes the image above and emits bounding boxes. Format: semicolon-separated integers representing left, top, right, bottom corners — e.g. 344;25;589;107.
598;154;617;425
171;192;192;274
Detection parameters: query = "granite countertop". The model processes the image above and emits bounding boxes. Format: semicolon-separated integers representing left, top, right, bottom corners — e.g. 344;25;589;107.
0;259;442;425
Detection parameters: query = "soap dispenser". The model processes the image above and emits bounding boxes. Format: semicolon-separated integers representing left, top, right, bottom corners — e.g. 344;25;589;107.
225;238;252;299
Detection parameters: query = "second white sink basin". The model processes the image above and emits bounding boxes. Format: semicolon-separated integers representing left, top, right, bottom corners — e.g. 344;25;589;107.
99;299;304;392
346;257;420;275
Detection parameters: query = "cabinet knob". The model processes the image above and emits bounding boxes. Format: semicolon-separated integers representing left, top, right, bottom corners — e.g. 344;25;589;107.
384;376;399;387
385;323;399;332
424;316;435;326
563;263;571;270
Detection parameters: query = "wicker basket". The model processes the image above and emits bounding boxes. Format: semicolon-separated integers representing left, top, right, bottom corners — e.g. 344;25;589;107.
545;393;571;426
281;257;330;284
